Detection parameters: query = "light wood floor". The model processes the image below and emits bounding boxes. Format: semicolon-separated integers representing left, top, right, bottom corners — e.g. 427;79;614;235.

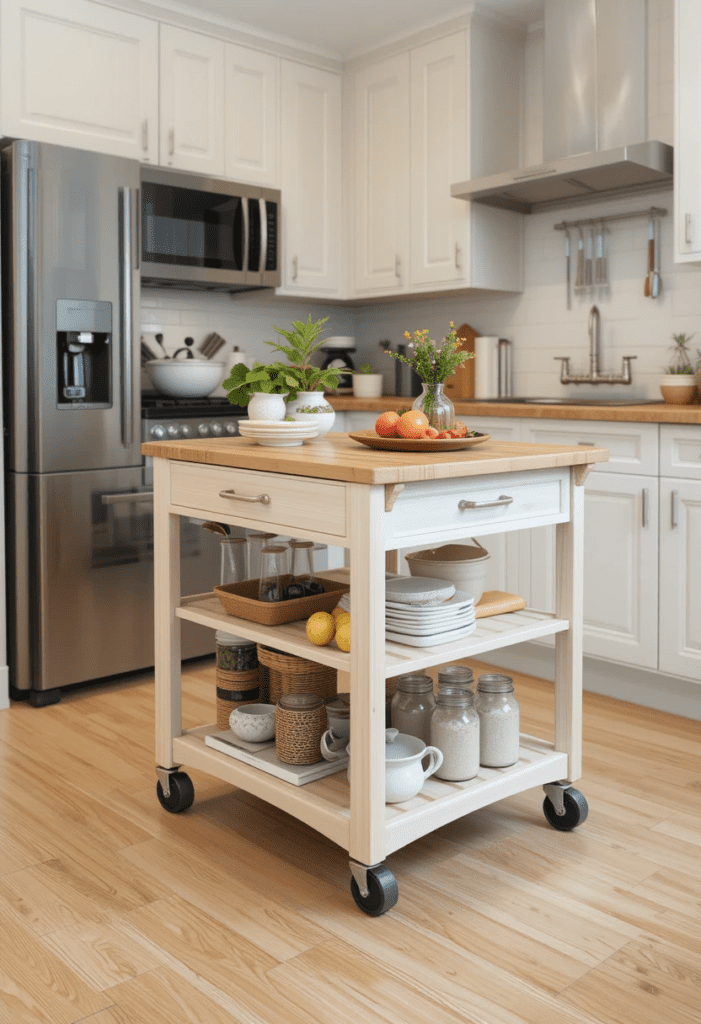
0;657;700;1024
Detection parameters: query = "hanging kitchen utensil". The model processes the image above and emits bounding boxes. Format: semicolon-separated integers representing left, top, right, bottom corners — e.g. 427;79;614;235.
575;228;584;293
199;332;227;359
594;223;602;286
584;228;593;290
651;217;662;299
564;229;571;309
644;216;654;297
600;223;609;292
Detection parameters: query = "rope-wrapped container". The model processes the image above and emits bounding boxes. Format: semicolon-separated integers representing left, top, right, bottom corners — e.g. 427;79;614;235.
256;645;336;704
275;694;327;765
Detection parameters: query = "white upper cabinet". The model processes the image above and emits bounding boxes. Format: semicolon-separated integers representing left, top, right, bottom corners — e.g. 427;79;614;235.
278;60;342;297
224;45;279;187
159;25;224;176
674;0;701;262
353;53;411;294
409;34;467;288
0;0;158;162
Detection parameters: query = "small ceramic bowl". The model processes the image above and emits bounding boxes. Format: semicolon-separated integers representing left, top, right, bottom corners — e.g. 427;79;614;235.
229;703;276;742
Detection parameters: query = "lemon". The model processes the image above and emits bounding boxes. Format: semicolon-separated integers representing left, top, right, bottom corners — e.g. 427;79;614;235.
306;611;336;646
335;620;351;652
335;611;351;627
331;605;346;620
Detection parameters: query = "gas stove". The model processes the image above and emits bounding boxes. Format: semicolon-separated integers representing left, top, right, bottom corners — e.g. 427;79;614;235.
141;395;248;442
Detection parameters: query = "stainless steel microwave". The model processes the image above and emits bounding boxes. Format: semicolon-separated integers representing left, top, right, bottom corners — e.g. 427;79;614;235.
140;166;280;292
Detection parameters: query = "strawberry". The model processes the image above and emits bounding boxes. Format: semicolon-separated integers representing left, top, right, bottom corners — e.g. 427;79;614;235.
425;427;439;438
436;430;452;439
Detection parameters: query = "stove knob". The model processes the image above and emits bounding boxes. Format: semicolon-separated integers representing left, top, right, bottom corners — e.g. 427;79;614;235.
150;424;167;440
167;425;180;438
180;424;193;438
225;422;238;435
210;422;224;436
198;423;210;437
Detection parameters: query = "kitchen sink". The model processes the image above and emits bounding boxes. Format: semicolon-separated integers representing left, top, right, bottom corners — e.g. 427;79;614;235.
463;397;664;407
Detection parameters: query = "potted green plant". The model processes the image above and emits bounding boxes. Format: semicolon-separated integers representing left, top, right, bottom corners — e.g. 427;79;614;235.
352;362;384;399
222;362;295;421
266;315;342;435
661;333;697;405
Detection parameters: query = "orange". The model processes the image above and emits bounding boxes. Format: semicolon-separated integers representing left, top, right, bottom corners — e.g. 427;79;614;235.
396;410;429;439
375;411;401;437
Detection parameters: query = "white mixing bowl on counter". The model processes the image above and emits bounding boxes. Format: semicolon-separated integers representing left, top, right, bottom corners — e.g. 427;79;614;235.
405;541;490;604
146;359;225;398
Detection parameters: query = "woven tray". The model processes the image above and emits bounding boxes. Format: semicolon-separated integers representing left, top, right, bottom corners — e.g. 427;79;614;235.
214;576;349;625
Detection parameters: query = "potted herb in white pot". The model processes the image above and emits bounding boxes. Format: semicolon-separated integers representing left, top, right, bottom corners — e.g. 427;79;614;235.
660;333;697;405
352;363;383;399
265;315;342;436
222;363;292;420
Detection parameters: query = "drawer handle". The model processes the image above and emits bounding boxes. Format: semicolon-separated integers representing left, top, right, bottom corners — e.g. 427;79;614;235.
577;441;595;446
219;489;271;506
459;494;513;510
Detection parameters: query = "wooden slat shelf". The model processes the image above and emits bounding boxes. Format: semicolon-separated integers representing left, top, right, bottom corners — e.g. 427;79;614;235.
176;592;569;677
173;725;566;856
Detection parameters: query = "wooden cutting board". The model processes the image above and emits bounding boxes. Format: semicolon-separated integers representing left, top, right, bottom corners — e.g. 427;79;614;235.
443;323;478;400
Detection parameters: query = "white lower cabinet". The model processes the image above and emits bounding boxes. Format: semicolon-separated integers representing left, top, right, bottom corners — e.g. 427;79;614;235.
0;0;159;162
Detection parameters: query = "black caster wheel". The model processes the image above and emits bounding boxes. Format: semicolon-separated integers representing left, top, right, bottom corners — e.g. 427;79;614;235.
28;688;61;707
350;865;399;916
543;787;588;831
156;772;194;813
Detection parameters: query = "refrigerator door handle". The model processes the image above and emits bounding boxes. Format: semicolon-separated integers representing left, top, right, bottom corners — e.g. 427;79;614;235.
119;186;134;448
101;491;154;506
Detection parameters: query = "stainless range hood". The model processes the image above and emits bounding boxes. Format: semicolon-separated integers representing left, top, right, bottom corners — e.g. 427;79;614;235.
452;0;673;214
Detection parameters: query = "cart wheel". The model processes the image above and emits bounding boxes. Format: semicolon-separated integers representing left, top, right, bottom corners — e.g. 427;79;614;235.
156;772;194;813
350;865;399;916
543;787;588;831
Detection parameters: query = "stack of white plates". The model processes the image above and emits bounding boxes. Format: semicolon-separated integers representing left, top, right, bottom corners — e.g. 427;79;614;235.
238;420;319;447
337;575;476;647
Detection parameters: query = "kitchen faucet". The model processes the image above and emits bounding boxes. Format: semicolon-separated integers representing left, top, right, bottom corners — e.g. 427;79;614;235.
555;306;636;385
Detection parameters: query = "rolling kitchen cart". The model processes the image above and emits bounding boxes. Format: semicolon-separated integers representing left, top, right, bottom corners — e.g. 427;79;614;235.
143;433;607;915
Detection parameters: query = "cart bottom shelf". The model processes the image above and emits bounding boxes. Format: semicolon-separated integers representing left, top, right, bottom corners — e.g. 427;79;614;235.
172;727;568;858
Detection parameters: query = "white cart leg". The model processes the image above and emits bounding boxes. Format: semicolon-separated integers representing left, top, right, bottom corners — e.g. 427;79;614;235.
554;470;584;782
348;482;388;868
153;457;183;771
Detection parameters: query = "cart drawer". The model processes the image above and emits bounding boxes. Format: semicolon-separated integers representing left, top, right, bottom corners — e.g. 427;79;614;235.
387;468;569;545
170;462;347;537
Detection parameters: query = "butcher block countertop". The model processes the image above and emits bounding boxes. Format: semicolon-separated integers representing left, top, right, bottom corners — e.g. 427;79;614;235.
329;394;701;424
142;434;608;486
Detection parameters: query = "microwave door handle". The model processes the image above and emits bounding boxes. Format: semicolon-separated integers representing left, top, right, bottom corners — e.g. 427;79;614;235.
119;186;134;448
241;197;249;274
259;198;267;273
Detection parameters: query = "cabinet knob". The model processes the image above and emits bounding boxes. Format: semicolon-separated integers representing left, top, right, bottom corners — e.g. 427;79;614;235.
292;256;298;281
142;119;149;154
395;254;402;279
169;129;175;162
685;213;692;245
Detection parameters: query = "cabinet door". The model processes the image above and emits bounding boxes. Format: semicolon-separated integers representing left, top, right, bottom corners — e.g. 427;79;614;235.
353;54;410;293
659;478;701;680
224;44;278;186
0;0;158;162
675;0;701;262
409;33;468;287
159;25;224;175
278;61;342;296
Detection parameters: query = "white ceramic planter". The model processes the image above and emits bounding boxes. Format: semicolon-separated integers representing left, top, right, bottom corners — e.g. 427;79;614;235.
285;390;336;437
247;392;288;421
353;374;383;399
660;374;697;405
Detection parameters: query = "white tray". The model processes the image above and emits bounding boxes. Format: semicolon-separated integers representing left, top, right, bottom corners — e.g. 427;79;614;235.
204;730;348;785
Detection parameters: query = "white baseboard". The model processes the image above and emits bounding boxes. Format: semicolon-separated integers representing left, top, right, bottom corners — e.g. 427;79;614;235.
477;643;701;721
0;664;9;710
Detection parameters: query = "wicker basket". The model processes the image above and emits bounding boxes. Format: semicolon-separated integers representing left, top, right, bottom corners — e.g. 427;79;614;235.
215;667;260;729
275;695;327;765
256;645;336;704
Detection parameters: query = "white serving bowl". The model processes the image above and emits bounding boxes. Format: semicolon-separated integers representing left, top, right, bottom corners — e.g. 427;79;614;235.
146;359;224;398
406;543;490;605
229;703;276;742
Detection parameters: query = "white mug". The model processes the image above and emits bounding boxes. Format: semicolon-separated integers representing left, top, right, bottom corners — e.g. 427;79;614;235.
320;728;347;760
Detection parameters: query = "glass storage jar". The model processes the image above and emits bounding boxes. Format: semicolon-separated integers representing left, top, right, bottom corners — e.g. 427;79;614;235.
475;674;520;767
390;673;436;744
437;664;474;692
430;686;480;781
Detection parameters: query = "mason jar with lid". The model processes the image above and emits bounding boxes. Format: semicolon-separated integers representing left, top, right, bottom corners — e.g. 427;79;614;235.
437;664;474;692
390;673;435;744
475;673;520;767
430;686;480;781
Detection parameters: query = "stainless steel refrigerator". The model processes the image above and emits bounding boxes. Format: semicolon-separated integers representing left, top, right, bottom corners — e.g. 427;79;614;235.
2;140;155;705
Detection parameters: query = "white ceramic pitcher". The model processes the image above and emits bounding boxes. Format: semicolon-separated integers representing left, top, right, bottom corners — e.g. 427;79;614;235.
321;727;443;804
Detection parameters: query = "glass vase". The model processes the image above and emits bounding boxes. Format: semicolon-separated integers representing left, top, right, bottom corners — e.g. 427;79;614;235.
412;382;454;430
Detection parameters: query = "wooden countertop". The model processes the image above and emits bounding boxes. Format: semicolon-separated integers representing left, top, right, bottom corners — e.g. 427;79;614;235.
142;433;608;486
329;394;701;424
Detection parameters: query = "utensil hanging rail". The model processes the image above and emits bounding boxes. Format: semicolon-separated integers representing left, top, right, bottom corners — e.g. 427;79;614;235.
553;207;667;232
